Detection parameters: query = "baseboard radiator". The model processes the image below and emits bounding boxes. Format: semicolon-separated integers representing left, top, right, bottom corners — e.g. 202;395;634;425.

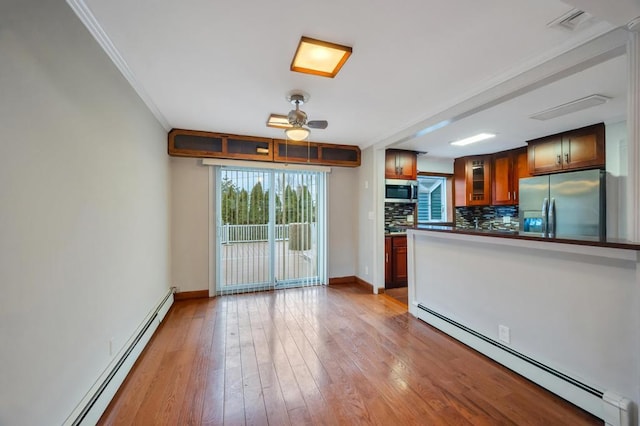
64;288;175;425
416;304;633;426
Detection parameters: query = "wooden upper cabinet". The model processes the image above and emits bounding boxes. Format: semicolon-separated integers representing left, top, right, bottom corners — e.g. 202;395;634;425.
528;136;562;174
527;123;605;175
273;140;361;166
168;128;360;167
385;150;417;180
454;155;491;206
492;147;528;206
169;129;273;161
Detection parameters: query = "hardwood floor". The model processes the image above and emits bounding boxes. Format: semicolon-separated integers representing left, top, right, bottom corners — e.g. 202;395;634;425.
99;284;600;425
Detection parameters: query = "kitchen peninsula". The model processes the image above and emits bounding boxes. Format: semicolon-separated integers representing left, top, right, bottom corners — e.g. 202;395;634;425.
406;226;639;424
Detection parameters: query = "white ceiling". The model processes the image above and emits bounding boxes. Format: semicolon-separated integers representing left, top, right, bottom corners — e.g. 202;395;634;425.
77;0;638;159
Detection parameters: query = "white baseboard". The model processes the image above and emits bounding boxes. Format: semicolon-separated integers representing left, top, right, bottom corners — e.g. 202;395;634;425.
63;289;174;425
415;304;614;421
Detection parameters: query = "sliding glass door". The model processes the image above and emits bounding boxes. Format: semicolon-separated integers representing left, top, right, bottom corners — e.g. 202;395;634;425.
216;166;326;294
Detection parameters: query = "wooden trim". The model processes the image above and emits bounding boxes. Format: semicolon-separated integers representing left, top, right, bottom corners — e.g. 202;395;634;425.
174;290;209;301
328;276;356;285
355;277;374;292
417;171;453;177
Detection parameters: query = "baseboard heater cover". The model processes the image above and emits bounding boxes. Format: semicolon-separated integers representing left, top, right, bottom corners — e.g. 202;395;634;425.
64;288;174;425
416;303;633;426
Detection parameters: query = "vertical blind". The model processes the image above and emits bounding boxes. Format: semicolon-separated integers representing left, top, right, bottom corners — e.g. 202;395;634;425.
216;166;326;295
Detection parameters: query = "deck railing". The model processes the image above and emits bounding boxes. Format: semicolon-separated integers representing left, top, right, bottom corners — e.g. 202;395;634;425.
222;223;317;244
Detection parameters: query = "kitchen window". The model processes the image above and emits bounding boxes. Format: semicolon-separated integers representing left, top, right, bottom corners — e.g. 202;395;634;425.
417;175;451;223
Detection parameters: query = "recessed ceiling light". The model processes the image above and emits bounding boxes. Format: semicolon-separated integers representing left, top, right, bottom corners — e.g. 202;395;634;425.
450;133;496;146
290;36;352;78
529;94;611;121
267;114;292;129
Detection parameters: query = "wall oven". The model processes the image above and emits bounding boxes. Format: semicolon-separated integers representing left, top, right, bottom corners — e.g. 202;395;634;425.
385;179;418;203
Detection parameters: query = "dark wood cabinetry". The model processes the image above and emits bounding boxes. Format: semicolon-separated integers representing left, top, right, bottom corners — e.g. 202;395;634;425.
385;237;392;284
492;147;529;205
527;123;605;175
454;155;492;206
272;139;361;166
168;128;361;167
169;129;273;161
385;150;417;180
385;235;407;289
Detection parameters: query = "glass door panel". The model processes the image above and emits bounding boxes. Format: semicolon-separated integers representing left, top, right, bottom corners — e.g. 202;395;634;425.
216;167;325;295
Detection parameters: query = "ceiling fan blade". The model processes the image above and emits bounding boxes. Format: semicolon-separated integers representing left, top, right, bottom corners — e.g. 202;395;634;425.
307;120;328;129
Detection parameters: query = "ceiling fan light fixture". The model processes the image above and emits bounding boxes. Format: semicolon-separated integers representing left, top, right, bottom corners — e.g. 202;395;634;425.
285;127;310;141
290;36;352;78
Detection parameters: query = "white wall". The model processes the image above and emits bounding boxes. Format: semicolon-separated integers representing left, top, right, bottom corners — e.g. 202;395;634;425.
170;158;210;292
170;160;359;290
0;2;170;424
327;167;358;278
409;231;640;415
417;156;454;174
357;147;375;283
606;120;628;239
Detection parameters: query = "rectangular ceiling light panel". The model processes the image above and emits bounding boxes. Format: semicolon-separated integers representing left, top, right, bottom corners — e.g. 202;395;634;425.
450;133;496;146
267;114;292;129
529;94;611;121
291;36;352;78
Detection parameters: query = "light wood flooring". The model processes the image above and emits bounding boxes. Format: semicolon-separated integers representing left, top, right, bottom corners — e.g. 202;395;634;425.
99;284;600;425
384;287;408;306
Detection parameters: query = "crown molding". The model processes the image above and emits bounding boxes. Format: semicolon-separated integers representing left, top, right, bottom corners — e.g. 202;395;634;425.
66;0;171;131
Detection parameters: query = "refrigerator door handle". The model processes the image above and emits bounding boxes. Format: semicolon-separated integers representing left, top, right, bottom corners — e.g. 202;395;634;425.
542;197;548;237
548;198;556;238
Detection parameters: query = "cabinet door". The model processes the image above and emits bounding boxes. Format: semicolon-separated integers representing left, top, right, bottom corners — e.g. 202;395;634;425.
392;246;408;286
513;148;530;204
467;157;491;205
562;132;604;170
385;150;417;180
492;153;513;205
454;158;467;207
528;137;562;174
384;237;392;285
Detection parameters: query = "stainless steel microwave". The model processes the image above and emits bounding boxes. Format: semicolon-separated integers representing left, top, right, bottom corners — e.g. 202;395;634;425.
385;179;418;203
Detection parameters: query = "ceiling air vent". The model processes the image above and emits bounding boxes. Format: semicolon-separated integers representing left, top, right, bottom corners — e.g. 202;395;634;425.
529;94;611;121
547;9;593;31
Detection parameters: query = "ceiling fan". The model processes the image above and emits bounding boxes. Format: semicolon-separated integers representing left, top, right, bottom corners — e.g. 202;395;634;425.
267;91;328;141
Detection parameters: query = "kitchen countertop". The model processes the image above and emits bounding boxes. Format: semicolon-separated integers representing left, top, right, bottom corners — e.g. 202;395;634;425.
411;224;640;251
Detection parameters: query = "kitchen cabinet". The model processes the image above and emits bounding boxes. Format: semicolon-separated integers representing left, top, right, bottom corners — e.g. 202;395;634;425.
385;150;417;180
527;123;605;175
385;235;407;288
454;155;492;206
492;147;529;205
168;128;361;167
385;237;392;284
169;129;273;161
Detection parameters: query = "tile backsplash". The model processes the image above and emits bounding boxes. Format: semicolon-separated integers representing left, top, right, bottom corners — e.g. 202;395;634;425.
385;203;415;229
455;205;519;231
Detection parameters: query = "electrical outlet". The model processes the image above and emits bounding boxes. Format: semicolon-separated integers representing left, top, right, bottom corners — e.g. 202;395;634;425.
498;325;510;344
503;216;511;224
364;180;369;189
365;266;369;275
109;338;114;356
368;211;374;220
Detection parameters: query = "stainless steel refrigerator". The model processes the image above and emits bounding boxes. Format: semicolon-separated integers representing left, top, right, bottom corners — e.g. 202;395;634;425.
519;169;606;239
